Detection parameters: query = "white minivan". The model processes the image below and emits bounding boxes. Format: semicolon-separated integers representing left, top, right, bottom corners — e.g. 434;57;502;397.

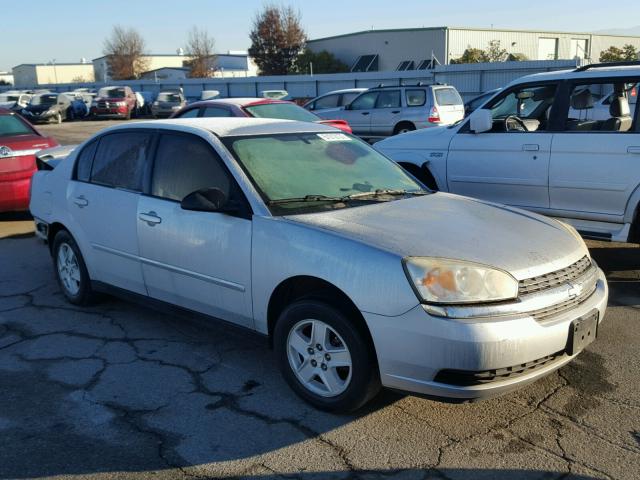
375;63;640;243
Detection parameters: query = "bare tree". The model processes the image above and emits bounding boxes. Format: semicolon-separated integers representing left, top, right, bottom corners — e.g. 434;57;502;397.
184;27;216;78
248;5;306;75
103;26;149;80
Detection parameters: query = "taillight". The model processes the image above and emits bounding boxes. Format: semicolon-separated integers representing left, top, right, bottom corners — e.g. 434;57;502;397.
428;106;441;123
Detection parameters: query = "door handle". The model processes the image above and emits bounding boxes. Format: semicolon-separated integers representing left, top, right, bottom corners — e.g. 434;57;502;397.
391;110;400;114
522;144;540;152
73;196;88;208
628;147;640;154
361;112;370;116
139;211;162;226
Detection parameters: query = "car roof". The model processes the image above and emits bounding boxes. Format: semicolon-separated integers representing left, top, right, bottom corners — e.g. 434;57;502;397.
318;88;368;95
511;65;640;86
95;117;339;138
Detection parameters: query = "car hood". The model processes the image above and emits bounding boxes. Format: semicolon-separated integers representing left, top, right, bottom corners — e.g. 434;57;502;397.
284;193;588;280
375;124;455;151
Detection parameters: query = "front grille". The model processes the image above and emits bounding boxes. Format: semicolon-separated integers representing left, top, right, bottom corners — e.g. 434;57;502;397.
434;351;566;386
529;281;598;321
519;256;592;296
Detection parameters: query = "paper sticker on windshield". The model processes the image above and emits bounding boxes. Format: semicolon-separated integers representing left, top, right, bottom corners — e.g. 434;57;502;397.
317;133;350;142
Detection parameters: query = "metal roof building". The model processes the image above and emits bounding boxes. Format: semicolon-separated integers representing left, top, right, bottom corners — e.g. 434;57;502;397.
307;26;640;72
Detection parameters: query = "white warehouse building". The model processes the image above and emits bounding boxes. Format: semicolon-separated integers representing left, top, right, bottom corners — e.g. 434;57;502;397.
307;26;640;72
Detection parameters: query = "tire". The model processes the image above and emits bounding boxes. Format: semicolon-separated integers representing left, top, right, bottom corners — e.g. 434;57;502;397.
66;108;74;122
274;299;381;412
393;122;416;135
52;230;93;305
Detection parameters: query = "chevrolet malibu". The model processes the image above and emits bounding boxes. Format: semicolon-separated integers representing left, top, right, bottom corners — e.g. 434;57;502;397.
29;118;608;411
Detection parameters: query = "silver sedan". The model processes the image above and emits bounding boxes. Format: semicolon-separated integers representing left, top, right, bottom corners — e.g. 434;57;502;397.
29;118;607;412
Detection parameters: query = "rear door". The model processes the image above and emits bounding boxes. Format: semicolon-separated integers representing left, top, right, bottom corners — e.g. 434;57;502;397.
370;89;402;136
136;131;253;327
67;130;152;294
549;77;640;232
433;87;465;124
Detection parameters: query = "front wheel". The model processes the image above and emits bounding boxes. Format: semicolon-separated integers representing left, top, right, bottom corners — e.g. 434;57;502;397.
52;230;93;305
274;299;380;412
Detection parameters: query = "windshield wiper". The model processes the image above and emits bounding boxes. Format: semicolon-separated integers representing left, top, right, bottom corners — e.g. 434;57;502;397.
342;189;429;200
267;195;345;206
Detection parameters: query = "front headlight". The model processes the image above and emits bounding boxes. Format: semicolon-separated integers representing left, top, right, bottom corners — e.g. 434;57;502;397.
403;257;518;304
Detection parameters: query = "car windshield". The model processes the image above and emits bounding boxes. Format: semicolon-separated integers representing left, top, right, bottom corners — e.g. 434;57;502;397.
0;115;33;137
30;94;57;106
244;102;319;122
98;87;125;98
158;93;181;102
223;132;425;213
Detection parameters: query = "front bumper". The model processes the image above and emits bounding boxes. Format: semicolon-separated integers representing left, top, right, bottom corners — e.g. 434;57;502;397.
364;267;608;400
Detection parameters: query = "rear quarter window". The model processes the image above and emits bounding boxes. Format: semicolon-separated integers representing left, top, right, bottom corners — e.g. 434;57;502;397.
406;89;426;107
75;140;98;182
435;88;463;106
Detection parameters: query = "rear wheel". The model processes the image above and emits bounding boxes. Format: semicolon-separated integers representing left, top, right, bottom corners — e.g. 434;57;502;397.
274;299;380;412
393;122;416;135
52;231;93;305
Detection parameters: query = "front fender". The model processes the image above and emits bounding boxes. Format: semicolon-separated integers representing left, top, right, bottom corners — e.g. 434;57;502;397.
251;216;420;334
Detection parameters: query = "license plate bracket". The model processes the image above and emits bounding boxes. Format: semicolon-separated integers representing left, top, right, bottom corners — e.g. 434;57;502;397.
568;310;598;355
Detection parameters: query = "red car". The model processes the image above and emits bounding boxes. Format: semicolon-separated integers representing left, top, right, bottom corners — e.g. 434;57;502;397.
0;109;59;212
170;98;352;133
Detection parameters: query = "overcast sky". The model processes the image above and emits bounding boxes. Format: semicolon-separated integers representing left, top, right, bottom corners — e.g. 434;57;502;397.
1;0;638;71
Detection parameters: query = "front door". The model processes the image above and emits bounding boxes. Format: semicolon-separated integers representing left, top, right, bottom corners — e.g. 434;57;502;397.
370;89;401;136
340;91;378;135
67;131;152;295
447;83;559;209
136;132;253;327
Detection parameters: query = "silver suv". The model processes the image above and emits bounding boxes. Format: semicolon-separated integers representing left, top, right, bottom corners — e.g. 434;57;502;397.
315;84;464;138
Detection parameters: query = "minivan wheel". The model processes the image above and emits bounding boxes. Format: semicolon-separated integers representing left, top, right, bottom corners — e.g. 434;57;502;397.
274;299;381;412
52;231;93;305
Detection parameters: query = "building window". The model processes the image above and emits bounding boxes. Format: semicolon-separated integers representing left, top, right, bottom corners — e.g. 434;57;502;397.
417;59;437;70
396;60;415;71
351;55;379;72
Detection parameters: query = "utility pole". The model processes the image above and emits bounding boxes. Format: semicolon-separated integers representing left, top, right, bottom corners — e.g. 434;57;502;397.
50;59;58;84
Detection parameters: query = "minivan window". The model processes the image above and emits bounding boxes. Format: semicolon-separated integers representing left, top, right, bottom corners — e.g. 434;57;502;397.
151;133;231;201
406;89;426;107
90;132;152;191
434;88;463;106
75;140;98;182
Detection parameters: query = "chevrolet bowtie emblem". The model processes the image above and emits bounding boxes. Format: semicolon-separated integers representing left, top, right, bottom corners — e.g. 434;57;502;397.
567;283;582;299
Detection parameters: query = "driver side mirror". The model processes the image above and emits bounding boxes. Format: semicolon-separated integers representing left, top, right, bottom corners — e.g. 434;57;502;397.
344;103;352;110
469;109;492;134
181;187;235;213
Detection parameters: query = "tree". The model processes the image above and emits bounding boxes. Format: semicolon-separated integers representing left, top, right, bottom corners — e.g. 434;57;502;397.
103;26;149;80
248;5;306;75
599;44;639;62
451;47;487;64
71;76;87;83
451;40;512;64
295;49;349;74
485;40;509;62
0;79;11;86
184;27;216;78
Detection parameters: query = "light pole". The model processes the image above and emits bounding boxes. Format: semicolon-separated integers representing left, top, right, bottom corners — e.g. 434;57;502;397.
50;59;58;84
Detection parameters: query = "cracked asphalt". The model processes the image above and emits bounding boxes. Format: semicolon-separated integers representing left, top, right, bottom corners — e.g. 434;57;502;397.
1;121;639;479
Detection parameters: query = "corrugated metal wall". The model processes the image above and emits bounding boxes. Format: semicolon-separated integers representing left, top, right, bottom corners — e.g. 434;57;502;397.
9;60;579;101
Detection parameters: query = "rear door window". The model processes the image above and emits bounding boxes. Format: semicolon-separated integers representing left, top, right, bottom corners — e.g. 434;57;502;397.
434;88;463;106
91;132;152;191
176;108;200;118
375;90;401;108
75;140;98;182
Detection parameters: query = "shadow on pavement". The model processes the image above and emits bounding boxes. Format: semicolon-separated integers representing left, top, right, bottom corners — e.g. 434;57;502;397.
589;242;640;307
